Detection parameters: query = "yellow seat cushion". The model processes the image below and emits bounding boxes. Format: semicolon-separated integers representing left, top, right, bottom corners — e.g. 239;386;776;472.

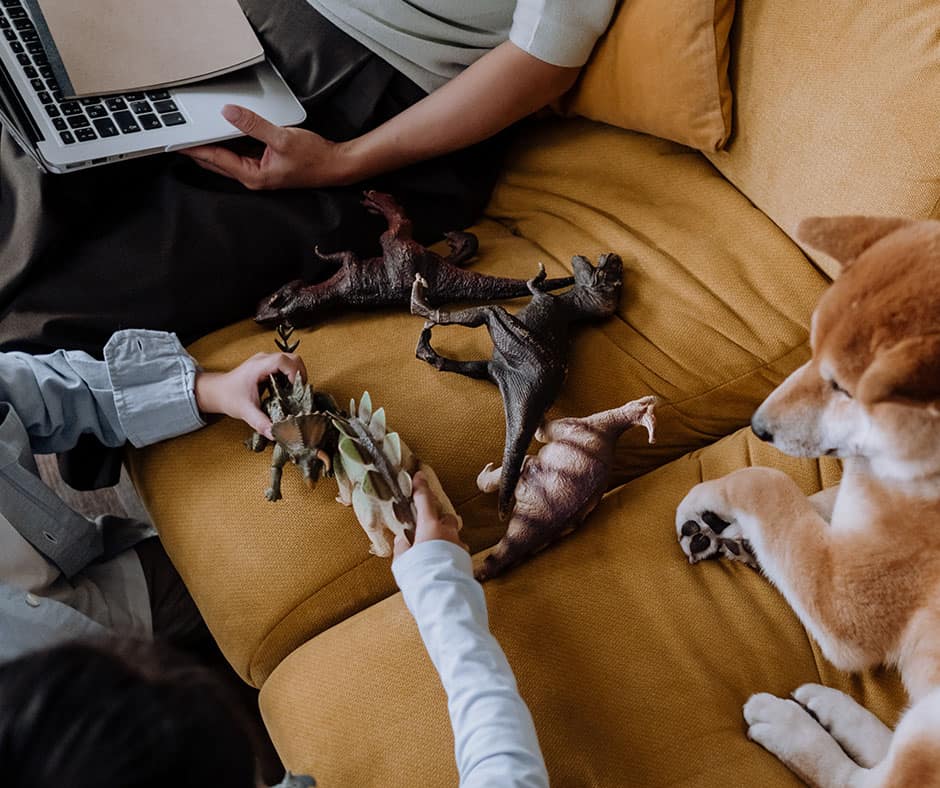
129;118;830;685
259;427;906;787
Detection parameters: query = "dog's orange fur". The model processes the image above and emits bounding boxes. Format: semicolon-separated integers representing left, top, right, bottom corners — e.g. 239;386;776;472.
677;217;940;787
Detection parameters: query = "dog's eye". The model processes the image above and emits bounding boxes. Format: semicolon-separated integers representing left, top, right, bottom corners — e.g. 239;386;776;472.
830;379;851;397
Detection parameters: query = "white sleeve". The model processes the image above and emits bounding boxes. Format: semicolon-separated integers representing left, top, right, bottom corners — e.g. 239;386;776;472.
510;0;617;67
392;541;549;788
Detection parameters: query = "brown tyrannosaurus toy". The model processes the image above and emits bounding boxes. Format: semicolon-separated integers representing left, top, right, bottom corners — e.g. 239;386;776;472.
255;191;575;327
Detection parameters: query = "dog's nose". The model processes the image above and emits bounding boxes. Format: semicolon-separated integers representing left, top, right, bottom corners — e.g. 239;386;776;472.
751;416;773;443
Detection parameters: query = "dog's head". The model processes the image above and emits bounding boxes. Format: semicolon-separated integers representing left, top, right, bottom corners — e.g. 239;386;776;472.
751;216;940;479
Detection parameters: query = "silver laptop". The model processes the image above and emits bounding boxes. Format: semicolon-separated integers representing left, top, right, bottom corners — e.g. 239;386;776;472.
0;0;305;174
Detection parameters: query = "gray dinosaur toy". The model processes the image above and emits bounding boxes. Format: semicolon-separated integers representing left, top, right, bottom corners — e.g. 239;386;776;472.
245;370;340;502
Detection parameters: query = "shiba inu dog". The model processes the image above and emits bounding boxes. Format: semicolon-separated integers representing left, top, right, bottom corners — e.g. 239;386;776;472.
675;216;940;787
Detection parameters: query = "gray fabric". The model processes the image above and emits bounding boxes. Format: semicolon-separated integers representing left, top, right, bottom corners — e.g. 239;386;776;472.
0;583;109;662
0;329;204;662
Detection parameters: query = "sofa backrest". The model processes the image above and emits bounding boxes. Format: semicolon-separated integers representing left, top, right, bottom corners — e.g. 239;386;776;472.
707;0;940;278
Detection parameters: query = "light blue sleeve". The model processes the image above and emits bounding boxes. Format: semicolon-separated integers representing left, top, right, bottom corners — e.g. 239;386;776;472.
0;329;204;454
392;541;549;788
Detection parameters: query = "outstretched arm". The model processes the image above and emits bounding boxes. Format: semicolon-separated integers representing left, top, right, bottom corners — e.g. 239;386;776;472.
182;40;581;191
0;330;306;455
392;475;549;788
0;331;202;455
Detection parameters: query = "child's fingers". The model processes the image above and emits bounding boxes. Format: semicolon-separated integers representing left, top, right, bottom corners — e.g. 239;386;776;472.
411;473;441;530
248;352;305;383
276;353;307;383
243;407;274;440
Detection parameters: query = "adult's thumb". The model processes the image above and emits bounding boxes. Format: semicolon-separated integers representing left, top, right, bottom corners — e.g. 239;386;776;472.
221;104;287;148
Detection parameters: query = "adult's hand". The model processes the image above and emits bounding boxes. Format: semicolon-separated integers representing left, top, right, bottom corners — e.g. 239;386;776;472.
180;104;353;190
182;41;582;193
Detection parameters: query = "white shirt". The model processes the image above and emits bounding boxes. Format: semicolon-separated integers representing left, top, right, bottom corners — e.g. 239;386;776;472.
393;540;549;787
306;0;616;93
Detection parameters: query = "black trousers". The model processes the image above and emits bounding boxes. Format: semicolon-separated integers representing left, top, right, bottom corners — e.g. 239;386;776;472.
0;0;508;355
134;537;285;783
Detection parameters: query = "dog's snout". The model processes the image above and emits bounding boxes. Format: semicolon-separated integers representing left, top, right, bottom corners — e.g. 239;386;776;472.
751;415;773;443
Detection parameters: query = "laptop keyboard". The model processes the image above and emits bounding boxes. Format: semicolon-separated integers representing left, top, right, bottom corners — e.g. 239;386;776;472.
0;0;187;145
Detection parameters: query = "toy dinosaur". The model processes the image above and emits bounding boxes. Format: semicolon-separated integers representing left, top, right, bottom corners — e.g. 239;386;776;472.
475;396;657;580
245;324;340;501
332;392;461;557
254;191;575;327
410;253;624;519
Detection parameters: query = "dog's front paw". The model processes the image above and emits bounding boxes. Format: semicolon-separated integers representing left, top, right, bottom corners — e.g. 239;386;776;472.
744;693;822;760
744;692;858;785
675;481;758;567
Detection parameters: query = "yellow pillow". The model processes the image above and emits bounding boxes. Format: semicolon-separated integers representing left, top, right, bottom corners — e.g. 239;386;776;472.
562;0;735;152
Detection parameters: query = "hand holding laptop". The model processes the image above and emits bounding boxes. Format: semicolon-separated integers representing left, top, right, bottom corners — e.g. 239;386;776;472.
181;104;351;190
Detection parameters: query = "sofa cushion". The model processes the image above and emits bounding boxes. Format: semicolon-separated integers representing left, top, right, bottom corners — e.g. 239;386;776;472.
258;427;906;787
705;0;940;278
129;118;830;685
563;0;735;151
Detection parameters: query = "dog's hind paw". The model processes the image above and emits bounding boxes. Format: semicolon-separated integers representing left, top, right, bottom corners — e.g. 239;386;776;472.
675;482;759;568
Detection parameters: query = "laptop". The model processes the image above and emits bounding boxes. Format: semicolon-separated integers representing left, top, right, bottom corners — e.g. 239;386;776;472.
0;0;305;174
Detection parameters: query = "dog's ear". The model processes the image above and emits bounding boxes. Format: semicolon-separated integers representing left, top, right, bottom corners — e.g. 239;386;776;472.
857;334;940;407
797;216;912;272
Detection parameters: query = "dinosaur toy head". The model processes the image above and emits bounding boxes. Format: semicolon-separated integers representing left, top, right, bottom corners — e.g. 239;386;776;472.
566;253;623;318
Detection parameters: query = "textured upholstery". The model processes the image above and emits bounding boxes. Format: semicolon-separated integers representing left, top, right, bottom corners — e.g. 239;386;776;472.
128;2;930;778
129;119;828;685
258;427;906;787
564;0;735;151
706;0;940;278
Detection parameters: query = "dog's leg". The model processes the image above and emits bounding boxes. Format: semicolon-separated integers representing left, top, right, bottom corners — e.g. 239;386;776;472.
790;684;892;768
676;467;855;664
747;688;940;788
675;467;829;579
860;688;940;787
808;485;840;523
743;693;868;787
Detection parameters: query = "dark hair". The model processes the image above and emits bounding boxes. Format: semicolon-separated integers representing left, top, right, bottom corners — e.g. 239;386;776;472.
0;638;258;788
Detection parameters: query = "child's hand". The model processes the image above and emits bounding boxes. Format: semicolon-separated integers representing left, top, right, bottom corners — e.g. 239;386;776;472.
394;472;466;560
194;352;306;439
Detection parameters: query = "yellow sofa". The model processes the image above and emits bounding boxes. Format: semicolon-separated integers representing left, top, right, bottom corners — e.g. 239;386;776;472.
130;1;940;785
